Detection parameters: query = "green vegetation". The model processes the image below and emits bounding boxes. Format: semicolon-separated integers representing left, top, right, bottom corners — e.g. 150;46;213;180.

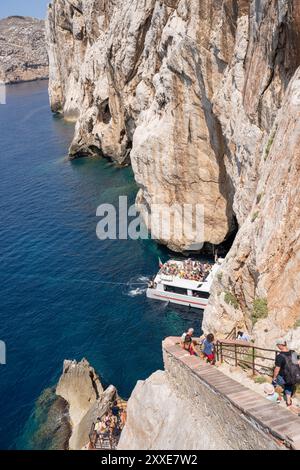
251;211;259;222
294;318;300;328
252;298;268;324
217;272;223;282
254;375;268;384
264;127;277;160
256;193;263;204
224;291;239;309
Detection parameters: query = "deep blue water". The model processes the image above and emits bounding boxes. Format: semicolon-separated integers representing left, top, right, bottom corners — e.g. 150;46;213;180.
0;81;203;449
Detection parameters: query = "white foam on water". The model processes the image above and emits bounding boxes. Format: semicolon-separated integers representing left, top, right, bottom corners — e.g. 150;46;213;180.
127;287;147;297
138;276;150;282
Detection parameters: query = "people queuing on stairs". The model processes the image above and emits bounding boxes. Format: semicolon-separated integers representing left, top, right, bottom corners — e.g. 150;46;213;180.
85;399;127;450
180;329;300;414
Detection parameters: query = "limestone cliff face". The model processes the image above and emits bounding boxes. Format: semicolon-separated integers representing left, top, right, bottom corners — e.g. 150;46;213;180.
56;358;117;450
0;17;48;84
47;1;300;344
203;3;300;349
56;358;103;427
204;68;300;348
46;0;245;250
118;370;231;450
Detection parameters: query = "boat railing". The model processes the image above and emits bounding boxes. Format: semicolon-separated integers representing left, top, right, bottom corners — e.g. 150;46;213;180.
215;339;278;376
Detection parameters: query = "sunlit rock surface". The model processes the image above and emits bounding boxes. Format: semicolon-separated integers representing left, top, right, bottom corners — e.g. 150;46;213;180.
47;1;300;343
0;16;48;84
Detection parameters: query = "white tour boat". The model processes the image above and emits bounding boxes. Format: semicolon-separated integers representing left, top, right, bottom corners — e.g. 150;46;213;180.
146;258;224;310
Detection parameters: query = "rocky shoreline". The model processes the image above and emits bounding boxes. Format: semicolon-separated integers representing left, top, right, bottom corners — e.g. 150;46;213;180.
51;347;300;450
0;16;48;84
55;359;121;450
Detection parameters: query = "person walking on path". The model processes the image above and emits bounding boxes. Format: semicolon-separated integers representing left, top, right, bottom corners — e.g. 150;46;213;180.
272;339;300;407
201;333;216;364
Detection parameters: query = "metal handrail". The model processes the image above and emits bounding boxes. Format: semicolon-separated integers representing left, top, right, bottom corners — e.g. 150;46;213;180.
216;339;278;376
225;327;237;340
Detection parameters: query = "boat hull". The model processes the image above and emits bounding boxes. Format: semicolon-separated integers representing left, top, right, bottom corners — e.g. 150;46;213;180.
146;288;208;310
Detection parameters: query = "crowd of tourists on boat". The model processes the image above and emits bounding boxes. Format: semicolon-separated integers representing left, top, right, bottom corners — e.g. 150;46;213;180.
159;259;212;282
180;329;300;414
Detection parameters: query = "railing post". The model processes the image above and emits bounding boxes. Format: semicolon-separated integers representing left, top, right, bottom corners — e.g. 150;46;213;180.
234;343;238;367
252;346;255;375
220;342;223;363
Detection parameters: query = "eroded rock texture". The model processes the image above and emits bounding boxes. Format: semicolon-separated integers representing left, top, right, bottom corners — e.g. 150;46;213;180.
203;2;300;349
56;358;118;450
118;369;280;450
46;0;245;250
0;16;48;84
56;358;103;427
47;1;300;344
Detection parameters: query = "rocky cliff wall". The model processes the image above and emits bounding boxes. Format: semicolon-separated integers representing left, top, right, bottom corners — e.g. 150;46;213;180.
46;1;300;345
0;16;48;84
46;0;244;250
203;67;300;349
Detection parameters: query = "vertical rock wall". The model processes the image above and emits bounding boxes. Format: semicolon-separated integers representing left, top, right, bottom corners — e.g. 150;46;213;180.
47;1;300;344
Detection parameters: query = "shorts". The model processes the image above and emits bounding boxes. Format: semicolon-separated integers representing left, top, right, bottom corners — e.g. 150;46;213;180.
277;375;294;396
205;352;215;362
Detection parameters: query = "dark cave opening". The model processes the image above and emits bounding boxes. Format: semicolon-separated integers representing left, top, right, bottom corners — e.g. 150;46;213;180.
100;98;111;124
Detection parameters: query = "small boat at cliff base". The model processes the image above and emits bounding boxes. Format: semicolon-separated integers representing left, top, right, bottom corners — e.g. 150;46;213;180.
147;258;224;310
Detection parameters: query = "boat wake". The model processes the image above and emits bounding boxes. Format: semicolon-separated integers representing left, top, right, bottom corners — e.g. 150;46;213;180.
124;275;150;297
127;287;147;297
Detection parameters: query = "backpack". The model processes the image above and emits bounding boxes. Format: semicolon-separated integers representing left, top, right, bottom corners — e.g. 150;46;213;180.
283;351;300;384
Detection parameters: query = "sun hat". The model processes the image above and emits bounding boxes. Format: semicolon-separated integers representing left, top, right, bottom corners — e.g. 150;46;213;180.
275;338;287;346
264;383;275;395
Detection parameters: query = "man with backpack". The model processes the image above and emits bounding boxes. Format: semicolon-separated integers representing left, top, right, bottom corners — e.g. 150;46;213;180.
272;339;300;407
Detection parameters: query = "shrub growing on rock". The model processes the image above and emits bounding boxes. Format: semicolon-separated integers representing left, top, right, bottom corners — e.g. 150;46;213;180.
224;291;239;309
252;298;268;324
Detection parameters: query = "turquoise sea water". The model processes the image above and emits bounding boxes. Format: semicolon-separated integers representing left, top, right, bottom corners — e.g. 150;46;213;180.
0;81;203;449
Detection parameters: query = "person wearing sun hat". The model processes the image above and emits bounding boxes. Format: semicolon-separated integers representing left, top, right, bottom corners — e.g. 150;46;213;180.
263;383;281;403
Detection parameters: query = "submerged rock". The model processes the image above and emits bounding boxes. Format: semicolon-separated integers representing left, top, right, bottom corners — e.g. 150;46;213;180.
0;16;48;84
20;387;71;450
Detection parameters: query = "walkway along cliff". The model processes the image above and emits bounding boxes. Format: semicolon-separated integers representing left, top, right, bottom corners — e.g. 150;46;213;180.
46;1;300;348
119;337;300;450
55;344;300;450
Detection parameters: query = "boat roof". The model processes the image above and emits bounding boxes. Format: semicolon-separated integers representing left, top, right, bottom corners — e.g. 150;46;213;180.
155;258;223;292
